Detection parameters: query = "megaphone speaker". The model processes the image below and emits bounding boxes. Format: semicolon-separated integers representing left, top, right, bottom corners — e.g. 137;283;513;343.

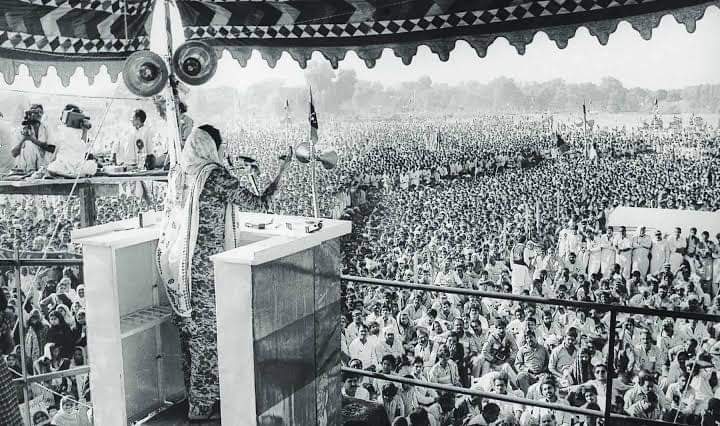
122;51;169;97
173;40;218;86
295;143;338;169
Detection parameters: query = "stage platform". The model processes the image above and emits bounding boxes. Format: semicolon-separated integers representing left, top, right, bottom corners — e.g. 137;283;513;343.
141;400;220;426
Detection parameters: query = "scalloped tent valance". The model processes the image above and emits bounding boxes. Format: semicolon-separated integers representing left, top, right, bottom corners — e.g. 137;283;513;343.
1;0;718;87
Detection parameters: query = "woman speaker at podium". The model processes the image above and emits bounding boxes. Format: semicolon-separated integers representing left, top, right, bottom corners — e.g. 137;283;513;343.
156;125;291;421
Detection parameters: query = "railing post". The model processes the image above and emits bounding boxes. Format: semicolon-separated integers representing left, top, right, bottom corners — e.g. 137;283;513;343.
13;244;30;422
604;309;617;426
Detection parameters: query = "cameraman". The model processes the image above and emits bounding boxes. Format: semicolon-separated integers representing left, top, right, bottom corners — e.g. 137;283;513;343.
10;104;56;171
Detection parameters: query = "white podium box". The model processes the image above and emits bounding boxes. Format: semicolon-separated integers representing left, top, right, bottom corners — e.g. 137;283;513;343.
212;213;351;426
72;211;350;425
72;214;185;425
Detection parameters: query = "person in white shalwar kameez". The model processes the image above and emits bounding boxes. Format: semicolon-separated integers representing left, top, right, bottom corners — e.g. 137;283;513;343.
614;226;633;280
631;227;653;278
600;227;617;278
510;236;532;294
587;232;603;276
650;230;670;275
667;227;687;273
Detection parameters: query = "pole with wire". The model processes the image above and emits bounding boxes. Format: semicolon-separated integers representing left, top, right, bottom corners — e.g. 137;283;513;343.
309;87;320;218
12;231;30;421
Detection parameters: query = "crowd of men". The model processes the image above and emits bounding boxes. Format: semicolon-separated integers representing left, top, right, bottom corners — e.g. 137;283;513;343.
0;111;719;425
335;118;720;426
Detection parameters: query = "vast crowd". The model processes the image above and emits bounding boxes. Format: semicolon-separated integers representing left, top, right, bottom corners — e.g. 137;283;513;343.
0;112;719;425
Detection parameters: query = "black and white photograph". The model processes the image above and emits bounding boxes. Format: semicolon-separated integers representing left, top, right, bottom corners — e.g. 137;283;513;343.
0;0;719;425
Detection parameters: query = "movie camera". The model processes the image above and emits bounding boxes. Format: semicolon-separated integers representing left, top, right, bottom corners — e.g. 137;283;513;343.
61;104;92;130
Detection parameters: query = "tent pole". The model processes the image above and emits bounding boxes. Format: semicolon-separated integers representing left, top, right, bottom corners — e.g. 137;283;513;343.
164;0;184;166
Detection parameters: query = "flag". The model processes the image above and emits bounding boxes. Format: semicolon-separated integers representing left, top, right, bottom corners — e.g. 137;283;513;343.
309;88;318;143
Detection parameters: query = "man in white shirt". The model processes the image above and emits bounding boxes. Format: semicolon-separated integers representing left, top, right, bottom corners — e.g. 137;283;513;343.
112;109;154;167
650;230;670;275
349;324;375;369
600;227;617;278
667;227;687;272
11;104;55;171
631;227;653;278
615;226;633;280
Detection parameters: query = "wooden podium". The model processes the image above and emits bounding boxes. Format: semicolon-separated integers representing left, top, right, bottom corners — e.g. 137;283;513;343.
72;212;350;425
212;213;350;426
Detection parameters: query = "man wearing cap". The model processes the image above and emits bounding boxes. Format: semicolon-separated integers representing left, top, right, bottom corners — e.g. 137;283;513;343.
631;227;653;278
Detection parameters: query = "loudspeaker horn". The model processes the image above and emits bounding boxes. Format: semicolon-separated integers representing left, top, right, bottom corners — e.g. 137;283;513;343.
295;143;338;170
122;51;169;97
173;40;218;86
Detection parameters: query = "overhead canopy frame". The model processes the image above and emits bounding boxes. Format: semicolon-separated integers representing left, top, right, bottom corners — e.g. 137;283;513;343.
0;0;717;86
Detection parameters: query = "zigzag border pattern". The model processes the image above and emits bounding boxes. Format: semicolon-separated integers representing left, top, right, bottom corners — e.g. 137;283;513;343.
16;0;153;15
183;0;647;40
0;30;150;53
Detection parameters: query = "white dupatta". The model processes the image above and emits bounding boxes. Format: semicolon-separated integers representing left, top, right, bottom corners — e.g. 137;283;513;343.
156;127;238;317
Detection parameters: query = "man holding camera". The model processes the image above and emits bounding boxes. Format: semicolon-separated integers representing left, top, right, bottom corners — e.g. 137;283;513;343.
112;109;155;169
10;104;55;171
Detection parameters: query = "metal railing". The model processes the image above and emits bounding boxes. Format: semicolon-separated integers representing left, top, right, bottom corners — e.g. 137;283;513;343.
1;247;89;423
340;274;720;426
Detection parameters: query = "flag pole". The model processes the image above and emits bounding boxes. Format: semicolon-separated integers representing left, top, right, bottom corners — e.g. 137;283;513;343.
309;88;319;218
582;101;588;158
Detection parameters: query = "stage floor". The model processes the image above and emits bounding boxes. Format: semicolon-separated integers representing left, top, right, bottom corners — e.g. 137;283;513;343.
142;400;221;426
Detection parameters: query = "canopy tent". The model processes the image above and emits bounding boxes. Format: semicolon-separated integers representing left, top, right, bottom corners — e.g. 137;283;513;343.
0;0;718;86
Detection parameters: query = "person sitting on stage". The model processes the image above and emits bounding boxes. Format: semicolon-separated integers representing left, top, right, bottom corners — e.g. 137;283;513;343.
111;109;154;168
156;124;290;421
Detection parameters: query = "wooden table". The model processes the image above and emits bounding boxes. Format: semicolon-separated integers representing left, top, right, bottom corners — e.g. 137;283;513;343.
0;175;168;227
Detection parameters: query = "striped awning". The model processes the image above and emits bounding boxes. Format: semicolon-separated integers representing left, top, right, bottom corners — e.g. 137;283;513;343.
0;0;154;85
0;0;717;86
176;0;719;68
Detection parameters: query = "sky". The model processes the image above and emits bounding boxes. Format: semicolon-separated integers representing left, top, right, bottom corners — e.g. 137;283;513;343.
1;5;719;97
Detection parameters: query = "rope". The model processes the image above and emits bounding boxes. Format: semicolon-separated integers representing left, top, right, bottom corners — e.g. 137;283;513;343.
0;88;147;101
8;367;93;410
26;92;118;282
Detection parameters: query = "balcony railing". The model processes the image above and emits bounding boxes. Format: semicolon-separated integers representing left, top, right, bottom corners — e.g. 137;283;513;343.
340;274;720;426
0;247;89;424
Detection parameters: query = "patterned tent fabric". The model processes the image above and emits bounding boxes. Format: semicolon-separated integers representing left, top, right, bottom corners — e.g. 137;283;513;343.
176;0;719;68
0;0;717;85
0;0;154;85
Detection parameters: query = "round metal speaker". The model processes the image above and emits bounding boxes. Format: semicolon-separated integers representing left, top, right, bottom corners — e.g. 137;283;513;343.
122;51;169;97
172;40;218;86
